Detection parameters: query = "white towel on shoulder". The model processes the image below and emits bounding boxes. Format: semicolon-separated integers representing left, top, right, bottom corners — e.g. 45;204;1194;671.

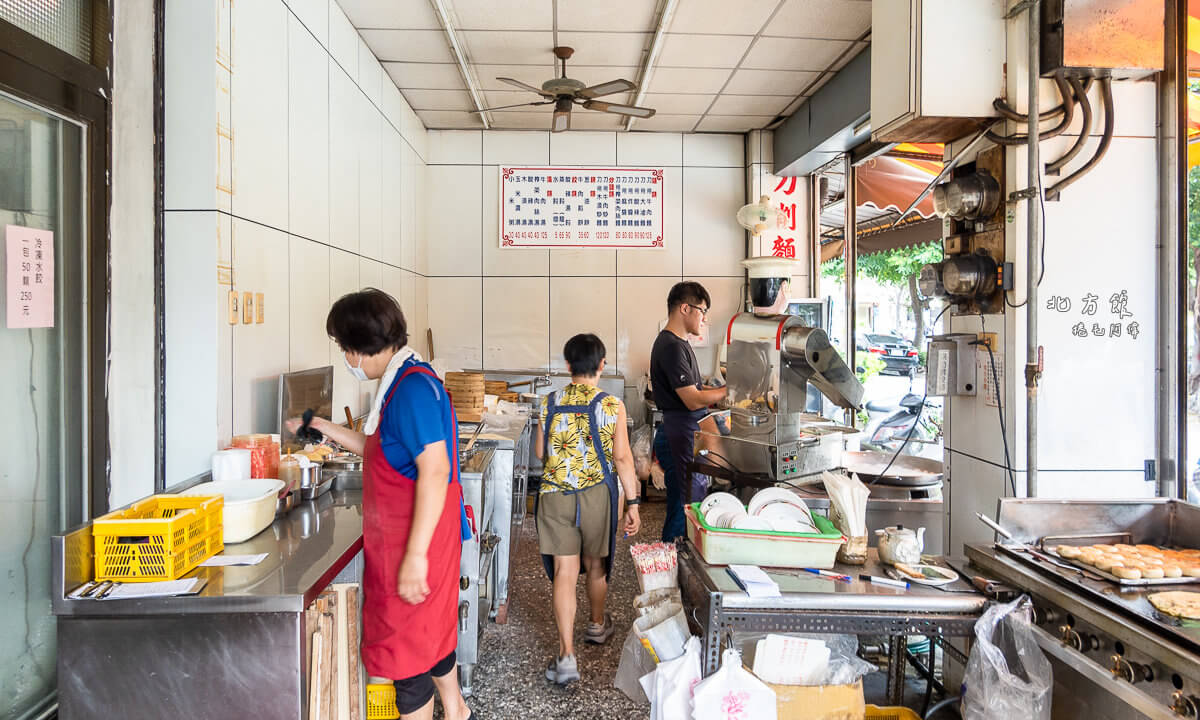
362;346;423;436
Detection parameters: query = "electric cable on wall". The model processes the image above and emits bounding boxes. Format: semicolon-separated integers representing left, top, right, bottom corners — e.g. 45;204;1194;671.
875;304;951;481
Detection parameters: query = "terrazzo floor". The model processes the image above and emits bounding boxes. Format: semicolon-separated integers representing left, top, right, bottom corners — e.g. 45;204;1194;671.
457;501;660;719
450;500;943;719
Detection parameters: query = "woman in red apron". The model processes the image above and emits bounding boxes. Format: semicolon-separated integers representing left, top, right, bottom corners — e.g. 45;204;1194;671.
293;289;473;720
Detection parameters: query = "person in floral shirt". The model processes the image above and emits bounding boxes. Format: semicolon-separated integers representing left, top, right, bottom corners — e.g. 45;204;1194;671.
534;333;641;685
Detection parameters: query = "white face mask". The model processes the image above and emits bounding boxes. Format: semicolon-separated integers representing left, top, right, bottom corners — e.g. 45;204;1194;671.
344;354;369;382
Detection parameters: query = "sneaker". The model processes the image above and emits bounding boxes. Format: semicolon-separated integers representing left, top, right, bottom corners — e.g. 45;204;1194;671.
545;654;580;685
585;612;614;645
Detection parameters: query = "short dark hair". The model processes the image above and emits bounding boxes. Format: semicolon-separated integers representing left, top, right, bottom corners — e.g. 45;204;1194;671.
667;281;711;313
563;333;606;377
326;288;408;355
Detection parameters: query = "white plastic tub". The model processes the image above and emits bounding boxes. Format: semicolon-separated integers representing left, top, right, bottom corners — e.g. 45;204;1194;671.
182;478;284;544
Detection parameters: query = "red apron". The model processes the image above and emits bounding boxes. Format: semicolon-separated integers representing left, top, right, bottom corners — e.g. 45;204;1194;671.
360;365;464;680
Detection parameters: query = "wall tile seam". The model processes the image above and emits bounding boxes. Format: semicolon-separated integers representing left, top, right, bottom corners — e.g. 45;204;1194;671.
285;3;428;162
200;208;423;276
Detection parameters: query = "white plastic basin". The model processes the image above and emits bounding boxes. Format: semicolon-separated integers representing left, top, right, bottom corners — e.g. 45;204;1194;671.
182;478;284;544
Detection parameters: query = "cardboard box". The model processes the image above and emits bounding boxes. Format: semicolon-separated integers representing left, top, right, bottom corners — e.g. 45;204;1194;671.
760;676;866;720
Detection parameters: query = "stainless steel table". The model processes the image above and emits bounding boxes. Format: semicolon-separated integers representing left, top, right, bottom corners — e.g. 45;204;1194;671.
52;489;365;720
677;542;987;705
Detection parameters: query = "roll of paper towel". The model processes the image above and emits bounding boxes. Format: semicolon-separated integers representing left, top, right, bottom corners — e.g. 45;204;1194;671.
212;449;252;484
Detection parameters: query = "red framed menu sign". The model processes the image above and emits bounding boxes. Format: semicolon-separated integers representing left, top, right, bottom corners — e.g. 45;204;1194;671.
499;167;664;248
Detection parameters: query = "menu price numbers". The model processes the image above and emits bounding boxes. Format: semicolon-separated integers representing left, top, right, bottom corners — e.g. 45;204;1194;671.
5;225;54;329
500;167;664;248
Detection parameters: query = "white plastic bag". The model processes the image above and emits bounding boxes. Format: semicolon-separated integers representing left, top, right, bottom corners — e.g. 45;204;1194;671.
642;637;702;720
615;625;656;704
632;424;654;481
691;648;777;720
962;596;1052;720
634;602;690;662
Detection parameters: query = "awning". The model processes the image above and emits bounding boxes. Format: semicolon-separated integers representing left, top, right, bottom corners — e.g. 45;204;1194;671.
855;144;943;219
818;143;944;263
819;217;942;263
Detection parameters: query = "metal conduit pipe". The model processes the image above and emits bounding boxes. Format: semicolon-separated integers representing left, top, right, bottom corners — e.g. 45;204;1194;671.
986;73;1074;145
1046;76;1093;175
992;77;1093;123
1046;77;1115;201
1025;0;1042;499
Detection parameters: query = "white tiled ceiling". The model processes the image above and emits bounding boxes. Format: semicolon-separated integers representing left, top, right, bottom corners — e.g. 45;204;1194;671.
348;0;871;133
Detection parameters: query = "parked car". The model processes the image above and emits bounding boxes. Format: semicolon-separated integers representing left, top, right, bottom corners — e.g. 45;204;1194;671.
857;333;919;376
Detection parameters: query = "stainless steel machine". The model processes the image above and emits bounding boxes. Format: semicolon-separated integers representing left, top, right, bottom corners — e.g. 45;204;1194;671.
967;498;1200;720
701;313;864;481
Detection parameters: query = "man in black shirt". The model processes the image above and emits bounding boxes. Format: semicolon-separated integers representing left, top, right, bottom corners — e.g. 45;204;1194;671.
650;281;727;541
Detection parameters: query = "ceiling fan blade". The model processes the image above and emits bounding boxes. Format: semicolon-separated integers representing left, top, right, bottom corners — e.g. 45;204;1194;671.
581;100;656;119
552;96;572;133
469;100;554;113
577;78;637;99
497;77;551;97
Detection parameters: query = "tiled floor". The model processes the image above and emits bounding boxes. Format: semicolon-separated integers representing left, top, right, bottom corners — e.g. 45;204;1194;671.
460;502;660;719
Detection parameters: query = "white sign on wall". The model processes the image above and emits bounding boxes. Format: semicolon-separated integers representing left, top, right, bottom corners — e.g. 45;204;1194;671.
499;167;664;249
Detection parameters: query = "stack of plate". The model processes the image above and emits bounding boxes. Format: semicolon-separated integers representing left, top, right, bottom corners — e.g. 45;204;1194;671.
700;489;818;533
445;372;485;422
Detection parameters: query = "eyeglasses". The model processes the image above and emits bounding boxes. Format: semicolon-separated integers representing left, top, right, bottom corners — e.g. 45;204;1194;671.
686;303;710;317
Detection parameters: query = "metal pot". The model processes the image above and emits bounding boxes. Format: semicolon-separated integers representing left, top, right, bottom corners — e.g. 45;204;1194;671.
321;454;362;491
280;457;323;491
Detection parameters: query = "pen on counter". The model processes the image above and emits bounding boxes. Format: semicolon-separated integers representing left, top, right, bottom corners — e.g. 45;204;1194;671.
725;568;748;591
799;568;852;582
860;574;909;589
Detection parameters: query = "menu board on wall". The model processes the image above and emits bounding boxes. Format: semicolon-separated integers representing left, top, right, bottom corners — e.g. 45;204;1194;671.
499;167;664;249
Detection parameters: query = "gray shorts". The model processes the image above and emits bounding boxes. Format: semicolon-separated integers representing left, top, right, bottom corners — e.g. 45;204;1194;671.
536;483;611;558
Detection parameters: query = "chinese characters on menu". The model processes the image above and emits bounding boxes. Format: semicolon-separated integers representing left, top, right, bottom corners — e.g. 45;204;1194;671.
5;225;54;329
1044;289;1140;340
499;167;664;248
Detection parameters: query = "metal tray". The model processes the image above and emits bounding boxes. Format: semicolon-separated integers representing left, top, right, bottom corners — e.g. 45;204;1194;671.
1044;548;1200;587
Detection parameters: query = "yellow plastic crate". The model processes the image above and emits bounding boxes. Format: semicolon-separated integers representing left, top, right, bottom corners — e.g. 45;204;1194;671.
92;494;224;582
366;683;400;720
866;705;922;720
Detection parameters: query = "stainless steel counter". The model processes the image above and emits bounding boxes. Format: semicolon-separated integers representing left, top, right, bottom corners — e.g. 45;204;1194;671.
52;447;501;720
52;490;365;617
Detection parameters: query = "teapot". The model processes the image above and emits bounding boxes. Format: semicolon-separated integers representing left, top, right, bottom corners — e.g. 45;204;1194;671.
875;525;925;565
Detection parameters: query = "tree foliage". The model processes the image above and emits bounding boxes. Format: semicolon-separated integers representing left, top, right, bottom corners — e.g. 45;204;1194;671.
821;241;944;285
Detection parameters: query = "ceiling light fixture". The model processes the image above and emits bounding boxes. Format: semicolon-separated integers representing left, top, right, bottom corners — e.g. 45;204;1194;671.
626;0;680;131
429;0;489;129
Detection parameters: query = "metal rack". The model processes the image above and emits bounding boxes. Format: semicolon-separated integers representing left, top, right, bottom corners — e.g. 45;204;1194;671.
677;541;985;705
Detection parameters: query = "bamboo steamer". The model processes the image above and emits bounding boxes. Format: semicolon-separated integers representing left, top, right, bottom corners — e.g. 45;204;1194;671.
444;372;485;421
484;380;509;396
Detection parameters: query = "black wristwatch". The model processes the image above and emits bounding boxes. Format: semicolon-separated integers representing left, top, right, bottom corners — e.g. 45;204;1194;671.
626;497;642;506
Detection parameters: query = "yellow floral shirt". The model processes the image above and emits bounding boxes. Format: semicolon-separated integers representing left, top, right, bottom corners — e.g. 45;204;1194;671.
539;383;621;494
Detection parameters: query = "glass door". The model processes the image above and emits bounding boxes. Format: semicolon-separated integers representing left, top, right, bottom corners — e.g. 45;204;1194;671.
0;89;87;717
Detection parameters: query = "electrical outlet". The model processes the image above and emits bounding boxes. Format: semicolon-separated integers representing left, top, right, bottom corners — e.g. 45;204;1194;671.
255;293;264;324
977;332;997;351
228;290;239;325
242;291;253;325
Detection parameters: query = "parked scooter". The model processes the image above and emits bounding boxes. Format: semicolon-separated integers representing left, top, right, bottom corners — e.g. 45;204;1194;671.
862;393;942;460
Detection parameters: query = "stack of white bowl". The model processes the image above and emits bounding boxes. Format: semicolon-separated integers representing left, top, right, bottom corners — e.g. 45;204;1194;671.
700;488;818;533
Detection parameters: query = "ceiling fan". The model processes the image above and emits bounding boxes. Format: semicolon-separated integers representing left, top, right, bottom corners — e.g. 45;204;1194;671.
471;46;656;132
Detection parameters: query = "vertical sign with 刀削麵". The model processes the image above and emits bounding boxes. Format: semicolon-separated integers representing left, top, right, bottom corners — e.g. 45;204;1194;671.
6;225;54;329
499;167;665;248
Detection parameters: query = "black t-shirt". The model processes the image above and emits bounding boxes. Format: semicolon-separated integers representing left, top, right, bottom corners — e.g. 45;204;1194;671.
650;330;702;413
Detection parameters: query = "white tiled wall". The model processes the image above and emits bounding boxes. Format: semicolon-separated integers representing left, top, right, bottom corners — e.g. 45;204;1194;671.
424;130;747;420
164;0;430;484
